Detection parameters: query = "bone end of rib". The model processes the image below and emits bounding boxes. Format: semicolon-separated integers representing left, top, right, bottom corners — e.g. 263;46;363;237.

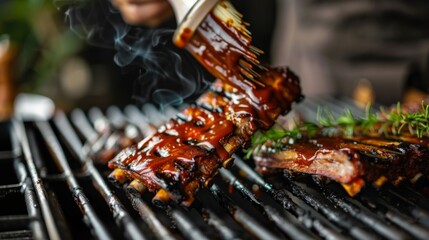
128;179;147;194
108;168;129;186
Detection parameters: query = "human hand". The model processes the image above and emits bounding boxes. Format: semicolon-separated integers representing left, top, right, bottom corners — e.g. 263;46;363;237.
111;0;174;27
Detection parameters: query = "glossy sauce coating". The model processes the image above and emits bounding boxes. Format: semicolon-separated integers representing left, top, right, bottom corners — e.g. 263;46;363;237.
109;11;302;203
109;104;233;191
255;134;429;196
256;137;363;183
186;12;302;128
109;69;301;202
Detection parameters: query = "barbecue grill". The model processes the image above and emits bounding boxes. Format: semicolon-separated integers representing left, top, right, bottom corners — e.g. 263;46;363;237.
1;97;429;240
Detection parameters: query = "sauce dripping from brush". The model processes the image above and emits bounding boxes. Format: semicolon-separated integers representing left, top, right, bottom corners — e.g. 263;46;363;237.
108;5;302;204
181;12;256;89
179;12;301;129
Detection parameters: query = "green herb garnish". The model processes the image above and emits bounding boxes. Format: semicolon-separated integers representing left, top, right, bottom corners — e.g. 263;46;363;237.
244;101;429;159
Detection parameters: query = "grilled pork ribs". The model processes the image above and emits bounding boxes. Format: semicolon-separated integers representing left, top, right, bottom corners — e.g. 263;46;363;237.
254;129;429;196
108;68;302;206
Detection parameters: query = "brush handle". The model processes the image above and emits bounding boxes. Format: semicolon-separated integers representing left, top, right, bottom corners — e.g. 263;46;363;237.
168;0;199;24
168;0;218;48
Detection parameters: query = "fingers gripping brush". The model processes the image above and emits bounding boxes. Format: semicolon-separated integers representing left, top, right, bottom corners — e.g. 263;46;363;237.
168;0;267;89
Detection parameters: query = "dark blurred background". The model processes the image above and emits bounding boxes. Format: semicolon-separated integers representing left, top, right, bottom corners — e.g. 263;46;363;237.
271;0;429;106
1;0;429;118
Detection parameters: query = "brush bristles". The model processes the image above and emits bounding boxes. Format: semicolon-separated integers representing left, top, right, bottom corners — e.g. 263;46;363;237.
212;1;265;57
213;0;251;38
213;0;267;86
239;59;261;79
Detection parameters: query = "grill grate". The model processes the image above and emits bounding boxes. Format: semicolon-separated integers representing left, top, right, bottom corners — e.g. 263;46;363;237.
1;98;429;239
0;121;46;240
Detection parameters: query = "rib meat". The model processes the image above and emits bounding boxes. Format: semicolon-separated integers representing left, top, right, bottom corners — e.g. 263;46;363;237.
108;68;302;206
254;133;429;196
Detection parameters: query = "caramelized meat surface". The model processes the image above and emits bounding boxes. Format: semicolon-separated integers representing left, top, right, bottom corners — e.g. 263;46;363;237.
254;134;429;196
108;68;302;205
108;2;303;205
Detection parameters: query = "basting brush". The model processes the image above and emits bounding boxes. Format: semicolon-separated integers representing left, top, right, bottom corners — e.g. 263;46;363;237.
169;0;248;47
168;0;267;87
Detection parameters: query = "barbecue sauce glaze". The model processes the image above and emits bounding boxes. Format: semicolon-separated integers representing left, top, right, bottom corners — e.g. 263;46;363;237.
255;133;429;196
185;12;302;128
108;10;302;204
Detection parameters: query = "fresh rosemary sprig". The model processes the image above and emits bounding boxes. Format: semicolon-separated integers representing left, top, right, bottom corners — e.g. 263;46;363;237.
377;102;429;137
244;101;429;159
244;121;320;159
244;122;318;159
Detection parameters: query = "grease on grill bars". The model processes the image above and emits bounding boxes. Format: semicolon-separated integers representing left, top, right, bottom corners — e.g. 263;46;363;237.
2;98;429;239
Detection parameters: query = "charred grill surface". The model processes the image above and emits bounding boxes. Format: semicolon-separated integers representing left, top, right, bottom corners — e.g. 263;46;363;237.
254;133;429;196
4;99;429;240
108;68;302;205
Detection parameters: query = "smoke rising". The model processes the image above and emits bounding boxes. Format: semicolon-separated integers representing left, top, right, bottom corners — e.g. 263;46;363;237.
54;0;213;108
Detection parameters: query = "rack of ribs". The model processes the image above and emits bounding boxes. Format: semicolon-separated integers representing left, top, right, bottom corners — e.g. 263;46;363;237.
108;67;302;206
254;130;429;196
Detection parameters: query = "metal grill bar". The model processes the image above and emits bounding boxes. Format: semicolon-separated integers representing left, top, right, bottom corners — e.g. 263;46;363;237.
123;105;157;137
192;201;242;240
36;121;113;240
141;104;169;127
83;105;290;239
88;107;109;134
117;105;324;238
123;185;176;240
313;180;410;240
119;105;317;239
70;109;98;142
378;185;429;227
281;178;378;240
27;128;77;240
53;111;148;240
219;168;316;239
392;183;429;215
122;105;285;239
167;206;210;240
0;230;33;239
209;184;281;240
10;124;49;240
360;188;429;239
68;108;209;240
109;102;428;239
3;97;428;240
0;215;30;231
234;157;346;240
106;106;128;129
12;120;62;240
